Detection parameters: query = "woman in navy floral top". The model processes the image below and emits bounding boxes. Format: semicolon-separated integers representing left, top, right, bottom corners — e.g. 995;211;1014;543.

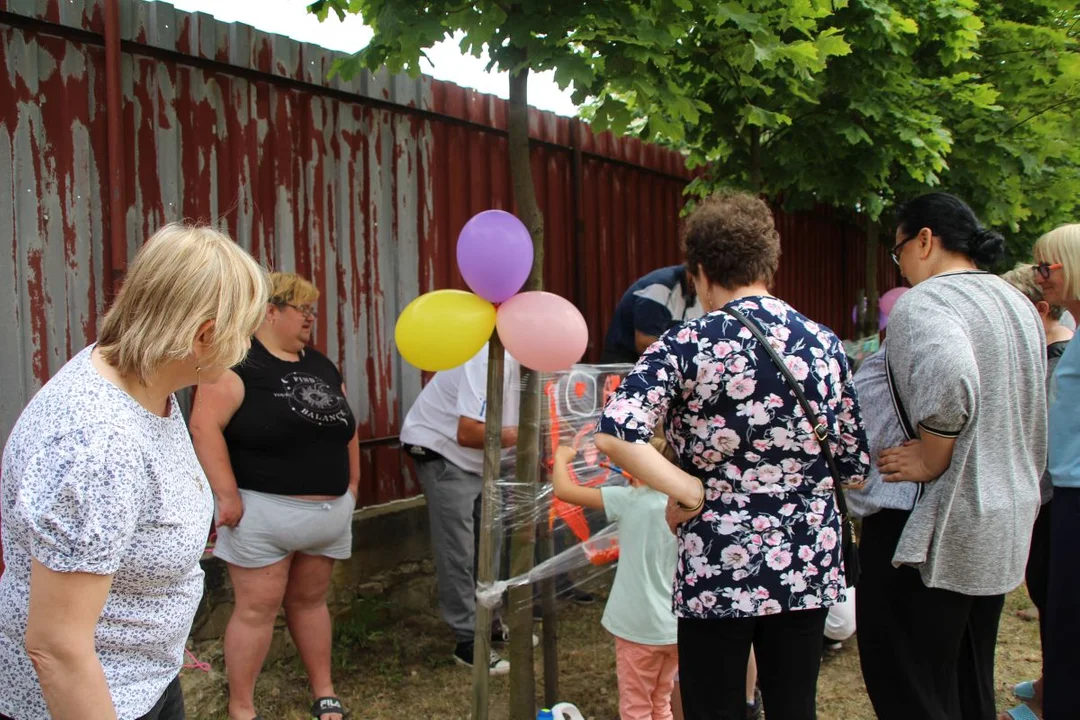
595;192;870;720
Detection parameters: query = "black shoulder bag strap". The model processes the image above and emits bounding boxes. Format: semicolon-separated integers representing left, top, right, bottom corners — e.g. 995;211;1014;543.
721;307;860;585
883;343;925;504
883;343;918;440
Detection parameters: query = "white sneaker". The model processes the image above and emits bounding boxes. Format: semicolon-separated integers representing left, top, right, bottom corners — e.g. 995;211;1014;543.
454;642;511;676
488;649;510;676
490;623;540;649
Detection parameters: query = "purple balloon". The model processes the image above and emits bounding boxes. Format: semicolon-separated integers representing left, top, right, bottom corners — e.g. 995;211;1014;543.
457;210;534;303
851;298;868;325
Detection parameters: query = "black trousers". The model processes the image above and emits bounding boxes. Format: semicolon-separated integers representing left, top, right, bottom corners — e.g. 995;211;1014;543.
857;509;1004;720
677;609;828;720
0;675;184;720
1044;487;1080;719
1025;498;1053;648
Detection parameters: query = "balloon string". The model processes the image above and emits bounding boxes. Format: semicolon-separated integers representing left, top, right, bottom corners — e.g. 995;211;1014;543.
183;648;211;673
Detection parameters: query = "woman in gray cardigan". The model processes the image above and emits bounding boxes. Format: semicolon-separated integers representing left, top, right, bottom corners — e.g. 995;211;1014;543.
858;193;1046;720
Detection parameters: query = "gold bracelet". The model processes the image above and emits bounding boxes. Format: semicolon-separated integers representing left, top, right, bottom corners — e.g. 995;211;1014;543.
677;480;705;512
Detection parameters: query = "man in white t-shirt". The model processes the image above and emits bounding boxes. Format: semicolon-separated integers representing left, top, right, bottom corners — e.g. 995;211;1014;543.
399;344;521;675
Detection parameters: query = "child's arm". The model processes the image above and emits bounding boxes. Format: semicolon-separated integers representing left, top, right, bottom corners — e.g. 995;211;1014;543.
551;446;605;511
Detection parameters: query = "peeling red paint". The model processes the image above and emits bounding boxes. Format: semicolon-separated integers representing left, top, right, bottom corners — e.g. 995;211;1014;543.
25;249;48;383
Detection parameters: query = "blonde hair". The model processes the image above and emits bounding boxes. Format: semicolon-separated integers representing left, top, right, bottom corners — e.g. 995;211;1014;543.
1034;224;1080;302
268;272;319;307
98;223;269;384
1000;263;1066;320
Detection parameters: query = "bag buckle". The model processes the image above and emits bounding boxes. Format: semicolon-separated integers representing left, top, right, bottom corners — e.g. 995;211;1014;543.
814;422;828;442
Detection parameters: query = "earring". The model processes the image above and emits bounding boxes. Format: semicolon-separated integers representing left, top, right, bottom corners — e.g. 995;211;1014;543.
196;365;201;385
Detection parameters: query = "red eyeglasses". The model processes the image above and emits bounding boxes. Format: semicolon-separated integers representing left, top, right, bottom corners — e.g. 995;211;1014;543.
1033;262;1063;279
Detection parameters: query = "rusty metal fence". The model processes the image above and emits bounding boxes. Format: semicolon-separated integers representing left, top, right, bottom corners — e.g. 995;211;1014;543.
0;0;897;505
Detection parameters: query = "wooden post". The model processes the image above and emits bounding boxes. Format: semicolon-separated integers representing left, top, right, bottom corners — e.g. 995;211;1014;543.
471;337;506;720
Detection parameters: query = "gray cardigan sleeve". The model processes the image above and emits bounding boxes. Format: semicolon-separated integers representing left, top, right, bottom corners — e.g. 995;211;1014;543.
885;289;977;439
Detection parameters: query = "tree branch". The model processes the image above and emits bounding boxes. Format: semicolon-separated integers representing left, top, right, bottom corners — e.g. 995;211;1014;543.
1000;95;1080;135
977;44;1055;59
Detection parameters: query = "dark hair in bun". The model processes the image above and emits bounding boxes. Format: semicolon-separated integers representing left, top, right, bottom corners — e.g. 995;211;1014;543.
967;227;1006;266
895;192;1004;267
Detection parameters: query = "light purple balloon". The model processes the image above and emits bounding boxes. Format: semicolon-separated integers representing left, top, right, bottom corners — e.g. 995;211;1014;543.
851;298;868;325
457;210;534;304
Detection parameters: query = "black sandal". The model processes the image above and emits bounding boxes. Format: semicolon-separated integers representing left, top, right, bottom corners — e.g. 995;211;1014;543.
311;696;349;719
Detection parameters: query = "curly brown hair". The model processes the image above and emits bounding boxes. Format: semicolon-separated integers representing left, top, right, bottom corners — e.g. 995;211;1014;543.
682;191;781;289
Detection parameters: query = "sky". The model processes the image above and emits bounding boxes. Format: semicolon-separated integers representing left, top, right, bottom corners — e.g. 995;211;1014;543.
154;0;581;117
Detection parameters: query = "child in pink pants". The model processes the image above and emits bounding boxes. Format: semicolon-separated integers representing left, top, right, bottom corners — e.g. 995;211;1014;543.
552;442;678;719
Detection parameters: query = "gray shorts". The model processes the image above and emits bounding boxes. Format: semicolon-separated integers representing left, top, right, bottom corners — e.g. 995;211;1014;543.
213;489;355;568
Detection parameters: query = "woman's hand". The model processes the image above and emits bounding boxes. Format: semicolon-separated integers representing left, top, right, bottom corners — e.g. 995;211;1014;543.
215;492;244;528
840;476;868;491
878;440;939;483
665;493;703;534
594;433;703;509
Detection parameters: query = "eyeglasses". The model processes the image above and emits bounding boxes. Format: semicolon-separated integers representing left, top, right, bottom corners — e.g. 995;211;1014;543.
285;303;318;318
890;235;917;266
1032;262;1063;279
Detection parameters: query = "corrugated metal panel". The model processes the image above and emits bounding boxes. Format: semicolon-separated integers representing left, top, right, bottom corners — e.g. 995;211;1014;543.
0;4;110;446
0;0;897;507
1;0;433;505
773;206;904;339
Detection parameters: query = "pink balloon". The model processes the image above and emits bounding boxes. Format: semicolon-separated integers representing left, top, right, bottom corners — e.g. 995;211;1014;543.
879;286;908;316
496;292;588;372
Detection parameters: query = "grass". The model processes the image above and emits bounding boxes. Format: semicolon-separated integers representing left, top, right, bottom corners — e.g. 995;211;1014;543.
180;580;1043;719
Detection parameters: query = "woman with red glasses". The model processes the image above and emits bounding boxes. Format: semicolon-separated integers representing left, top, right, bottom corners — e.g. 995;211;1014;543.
1031;224;1080;720
998;263;1073;720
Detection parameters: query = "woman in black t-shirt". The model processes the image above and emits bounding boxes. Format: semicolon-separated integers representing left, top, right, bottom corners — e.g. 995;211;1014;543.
190;272;358;720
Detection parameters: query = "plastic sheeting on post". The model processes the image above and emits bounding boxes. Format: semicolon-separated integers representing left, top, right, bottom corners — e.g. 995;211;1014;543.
477;363;635;611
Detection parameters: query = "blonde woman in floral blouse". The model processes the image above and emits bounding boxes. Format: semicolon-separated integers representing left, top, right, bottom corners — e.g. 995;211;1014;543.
595;191;870;720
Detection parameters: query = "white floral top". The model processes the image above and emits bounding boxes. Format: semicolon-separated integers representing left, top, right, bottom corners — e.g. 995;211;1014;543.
597;297;870;619
0;347;213;719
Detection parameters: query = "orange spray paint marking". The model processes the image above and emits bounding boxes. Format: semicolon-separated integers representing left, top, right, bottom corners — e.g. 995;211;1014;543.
544;373;627;561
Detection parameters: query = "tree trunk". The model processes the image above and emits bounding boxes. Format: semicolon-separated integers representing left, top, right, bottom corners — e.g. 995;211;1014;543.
863;218;880;338
507;58;545;720
471;338;506;720
749;126;763;193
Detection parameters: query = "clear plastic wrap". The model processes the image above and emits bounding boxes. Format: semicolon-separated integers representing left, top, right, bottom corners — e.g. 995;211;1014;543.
478;363;635;610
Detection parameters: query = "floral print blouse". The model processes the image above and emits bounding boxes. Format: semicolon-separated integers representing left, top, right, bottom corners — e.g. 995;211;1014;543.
597;296;870;619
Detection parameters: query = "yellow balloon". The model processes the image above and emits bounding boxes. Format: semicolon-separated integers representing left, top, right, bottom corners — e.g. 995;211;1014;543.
395;290;496;371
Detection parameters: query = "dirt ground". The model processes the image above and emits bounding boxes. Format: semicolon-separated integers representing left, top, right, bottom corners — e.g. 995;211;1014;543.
180;581;1042;719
